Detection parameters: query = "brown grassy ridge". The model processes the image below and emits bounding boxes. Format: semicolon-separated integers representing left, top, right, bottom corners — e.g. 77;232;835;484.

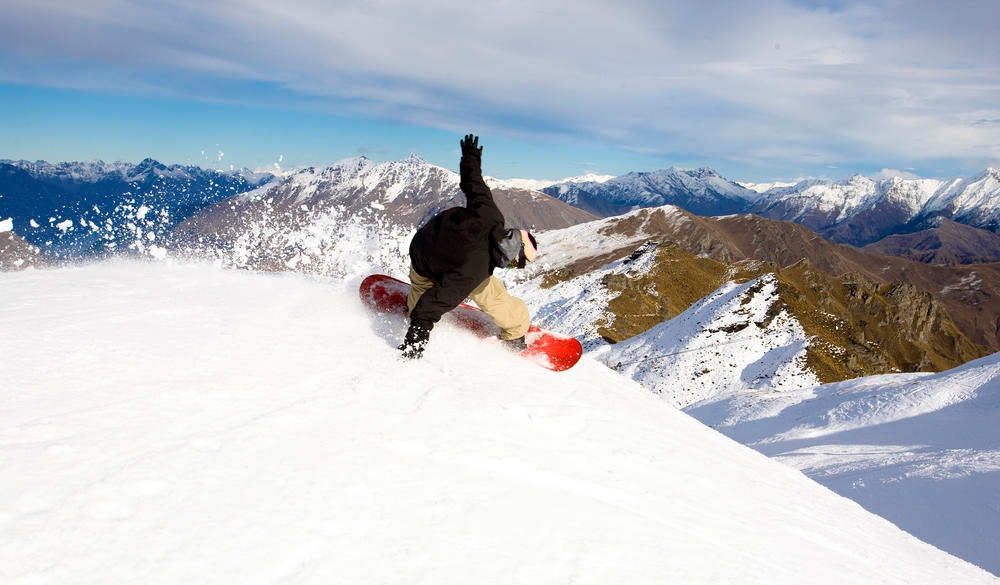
562;241;987;384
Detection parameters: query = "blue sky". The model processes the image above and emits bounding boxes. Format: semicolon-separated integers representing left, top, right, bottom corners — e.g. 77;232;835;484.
1;0;998;182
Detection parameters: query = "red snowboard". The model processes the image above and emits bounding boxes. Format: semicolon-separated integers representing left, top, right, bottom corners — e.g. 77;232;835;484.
359;274;583;371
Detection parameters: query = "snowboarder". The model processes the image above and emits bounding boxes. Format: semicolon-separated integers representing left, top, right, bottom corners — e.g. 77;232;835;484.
398;133;538;360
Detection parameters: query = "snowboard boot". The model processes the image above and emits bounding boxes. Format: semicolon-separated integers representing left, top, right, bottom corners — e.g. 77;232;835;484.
501;336;527;352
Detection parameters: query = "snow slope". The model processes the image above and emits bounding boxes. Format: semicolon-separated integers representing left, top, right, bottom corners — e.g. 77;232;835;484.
1;262;995;584
686;355;1000;576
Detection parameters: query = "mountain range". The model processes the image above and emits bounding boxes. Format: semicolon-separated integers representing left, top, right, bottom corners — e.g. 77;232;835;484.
6;157;1000;263
543;167;1000;263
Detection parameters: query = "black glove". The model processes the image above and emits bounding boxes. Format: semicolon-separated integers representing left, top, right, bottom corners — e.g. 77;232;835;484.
460;134;482;158
398;320;432;360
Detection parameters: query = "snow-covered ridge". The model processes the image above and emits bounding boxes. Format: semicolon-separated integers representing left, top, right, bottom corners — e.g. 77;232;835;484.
491;173;616;191
252;156;609;203
537;166;769;220
1;158;273;184
541;165;1000;247
759;174;943;222
753;168;1000;232
238;155;455;202
738;180;799;193
606;274;819;407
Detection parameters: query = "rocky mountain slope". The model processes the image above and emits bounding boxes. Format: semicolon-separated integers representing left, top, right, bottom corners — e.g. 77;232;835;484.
862;217;1000;264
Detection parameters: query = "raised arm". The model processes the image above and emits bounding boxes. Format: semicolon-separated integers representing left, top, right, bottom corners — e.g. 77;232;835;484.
459;134;492;204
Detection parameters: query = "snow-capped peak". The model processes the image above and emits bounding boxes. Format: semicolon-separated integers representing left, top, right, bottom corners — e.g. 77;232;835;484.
401;152;428;165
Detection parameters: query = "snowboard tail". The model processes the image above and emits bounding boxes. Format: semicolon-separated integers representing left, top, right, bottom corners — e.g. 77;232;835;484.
359;274;582;371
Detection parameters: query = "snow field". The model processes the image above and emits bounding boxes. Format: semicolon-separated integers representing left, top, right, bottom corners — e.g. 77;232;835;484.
688;357;1000;575
1;262;996;584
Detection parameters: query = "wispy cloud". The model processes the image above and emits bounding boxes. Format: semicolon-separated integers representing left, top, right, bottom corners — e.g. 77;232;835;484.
2;0;998;176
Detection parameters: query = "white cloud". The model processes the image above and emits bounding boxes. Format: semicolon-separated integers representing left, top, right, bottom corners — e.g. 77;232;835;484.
870;168;921;181
2;0;998;176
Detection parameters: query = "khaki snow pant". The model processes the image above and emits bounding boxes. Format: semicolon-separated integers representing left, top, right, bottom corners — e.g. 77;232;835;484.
407;266;531;340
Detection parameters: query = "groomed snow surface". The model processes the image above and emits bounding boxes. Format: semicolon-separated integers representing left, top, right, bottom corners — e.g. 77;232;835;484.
2;261;996;584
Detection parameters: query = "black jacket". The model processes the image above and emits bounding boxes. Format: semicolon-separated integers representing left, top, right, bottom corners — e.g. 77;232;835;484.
408;148;506;328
